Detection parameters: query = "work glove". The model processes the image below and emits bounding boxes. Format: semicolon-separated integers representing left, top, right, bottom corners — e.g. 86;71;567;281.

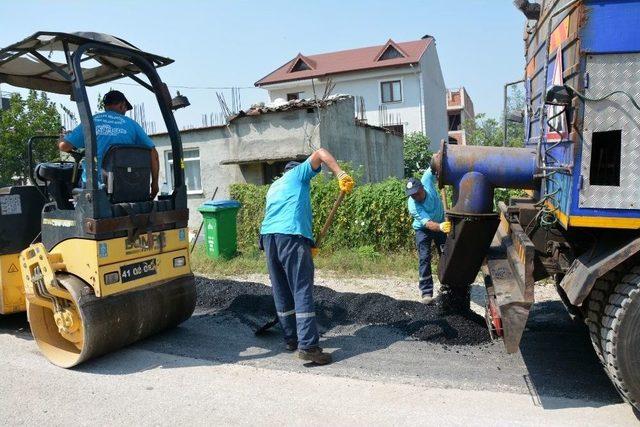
337;171;355;193
439;221;452;234
311;247;319;258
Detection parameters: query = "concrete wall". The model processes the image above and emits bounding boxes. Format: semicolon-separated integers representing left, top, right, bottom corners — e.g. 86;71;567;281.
151;97;402;230
318;98;403;182
419;43;448;150
152;127;239;230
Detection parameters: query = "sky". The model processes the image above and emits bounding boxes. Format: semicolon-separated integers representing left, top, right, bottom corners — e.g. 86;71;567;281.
1;0;527;132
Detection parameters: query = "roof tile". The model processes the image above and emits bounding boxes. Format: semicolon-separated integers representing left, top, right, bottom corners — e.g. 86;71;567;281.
255;38;432;86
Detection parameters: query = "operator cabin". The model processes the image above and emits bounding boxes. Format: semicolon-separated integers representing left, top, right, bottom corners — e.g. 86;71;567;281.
255;35;448;147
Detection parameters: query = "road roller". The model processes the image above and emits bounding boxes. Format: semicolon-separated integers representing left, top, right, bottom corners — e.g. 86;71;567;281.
0;32;196;367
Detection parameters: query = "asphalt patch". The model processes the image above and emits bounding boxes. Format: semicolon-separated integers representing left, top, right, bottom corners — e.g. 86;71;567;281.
195;276;490;346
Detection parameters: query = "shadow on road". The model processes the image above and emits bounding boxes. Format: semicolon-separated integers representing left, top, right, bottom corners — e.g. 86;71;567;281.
78;278;490;374
519;300;622;409
0;312;32;341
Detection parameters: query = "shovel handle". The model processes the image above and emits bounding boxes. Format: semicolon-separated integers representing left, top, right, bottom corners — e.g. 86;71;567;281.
315;190;346;248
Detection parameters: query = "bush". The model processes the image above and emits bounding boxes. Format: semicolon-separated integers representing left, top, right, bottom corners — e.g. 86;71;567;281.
230;175;415;252
229;178;530;253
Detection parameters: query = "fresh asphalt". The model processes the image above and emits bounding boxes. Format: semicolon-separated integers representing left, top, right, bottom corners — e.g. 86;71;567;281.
0;277;638;425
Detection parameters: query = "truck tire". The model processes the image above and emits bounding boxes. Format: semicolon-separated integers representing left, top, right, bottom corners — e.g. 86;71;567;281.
586;266;640;410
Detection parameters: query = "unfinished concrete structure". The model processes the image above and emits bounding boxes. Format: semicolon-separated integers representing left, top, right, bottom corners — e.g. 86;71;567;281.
150;95;403;229
446;87;475;145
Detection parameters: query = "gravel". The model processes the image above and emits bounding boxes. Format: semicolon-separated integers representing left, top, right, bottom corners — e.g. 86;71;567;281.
195;275;491;346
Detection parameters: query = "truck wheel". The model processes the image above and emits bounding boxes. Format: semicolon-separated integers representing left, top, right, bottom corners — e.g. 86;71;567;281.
586;267;640;410
586;271;619;361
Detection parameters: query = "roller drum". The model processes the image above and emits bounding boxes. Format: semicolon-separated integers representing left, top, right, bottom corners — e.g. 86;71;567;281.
28;273;196;368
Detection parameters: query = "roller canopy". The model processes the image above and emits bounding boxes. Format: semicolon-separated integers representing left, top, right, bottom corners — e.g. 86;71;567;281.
0;31;173;94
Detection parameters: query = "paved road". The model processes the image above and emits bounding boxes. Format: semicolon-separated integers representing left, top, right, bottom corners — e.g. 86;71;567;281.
0;278;638;426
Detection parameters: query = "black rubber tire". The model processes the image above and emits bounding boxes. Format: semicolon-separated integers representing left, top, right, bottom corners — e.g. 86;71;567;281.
585;266;640;411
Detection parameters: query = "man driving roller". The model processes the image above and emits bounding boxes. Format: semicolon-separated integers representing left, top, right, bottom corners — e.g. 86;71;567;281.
58;90;160;199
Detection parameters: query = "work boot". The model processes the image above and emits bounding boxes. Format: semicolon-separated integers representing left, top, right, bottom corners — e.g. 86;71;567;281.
297;347;332;365
285;339;298;351
421;294;435;305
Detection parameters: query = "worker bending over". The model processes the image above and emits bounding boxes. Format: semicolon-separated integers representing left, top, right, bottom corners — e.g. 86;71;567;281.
58;90;160;199
260;149;354;365
406;166;451;304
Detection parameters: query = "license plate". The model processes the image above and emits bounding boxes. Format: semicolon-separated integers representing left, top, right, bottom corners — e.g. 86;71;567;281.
120;259;157;283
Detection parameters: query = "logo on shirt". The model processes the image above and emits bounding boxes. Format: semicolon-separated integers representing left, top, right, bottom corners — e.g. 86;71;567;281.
406;181;414;189
96;124;128;137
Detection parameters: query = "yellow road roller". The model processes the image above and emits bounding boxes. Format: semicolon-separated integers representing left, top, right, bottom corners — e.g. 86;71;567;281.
0;32;196;367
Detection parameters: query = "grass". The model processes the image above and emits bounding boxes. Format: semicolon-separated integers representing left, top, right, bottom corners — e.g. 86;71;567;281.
190;244;419;279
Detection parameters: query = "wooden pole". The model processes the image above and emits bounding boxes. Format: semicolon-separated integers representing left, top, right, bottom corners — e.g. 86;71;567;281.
315;190;346;248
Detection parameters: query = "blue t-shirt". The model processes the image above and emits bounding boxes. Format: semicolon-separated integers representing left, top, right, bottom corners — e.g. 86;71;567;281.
64;110;155;184
260;158;321;241
407;168;445;231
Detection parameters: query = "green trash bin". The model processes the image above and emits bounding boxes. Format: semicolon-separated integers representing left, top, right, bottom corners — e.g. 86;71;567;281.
197;200;241;259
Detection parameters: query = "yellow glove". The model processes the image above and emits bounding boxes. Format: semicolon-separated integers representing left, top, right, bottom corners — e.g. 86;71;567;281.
311;247;319;258
337;171;355;193
439;221;451;234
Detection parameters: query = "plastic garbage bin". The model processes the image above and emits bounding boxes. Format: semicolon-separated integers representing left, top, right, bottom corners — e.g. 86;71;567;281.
197;199;241;259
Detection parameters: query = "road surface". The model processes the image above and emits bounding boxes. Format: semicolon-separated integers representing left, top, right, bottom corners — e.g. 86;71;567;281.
0;276;638;426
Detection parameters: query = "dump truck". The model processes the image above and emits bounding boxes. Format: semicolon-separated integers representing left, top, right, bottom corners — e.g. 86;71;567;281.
433;0;640;411
0;32;196;367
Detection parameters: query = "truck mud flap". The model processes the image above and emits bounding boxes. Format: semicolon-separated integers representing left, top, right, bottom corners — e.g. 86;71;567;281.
483;207;536;353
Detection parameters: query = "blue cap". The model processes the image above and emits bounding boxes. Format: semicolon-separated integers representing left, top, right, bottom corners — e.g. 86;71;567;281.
284;161;301;172
405;177;423;196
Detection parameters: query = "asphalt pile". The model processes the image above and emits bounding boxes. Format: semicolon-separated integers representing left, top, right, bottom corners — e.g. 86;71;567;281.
195;276;490;346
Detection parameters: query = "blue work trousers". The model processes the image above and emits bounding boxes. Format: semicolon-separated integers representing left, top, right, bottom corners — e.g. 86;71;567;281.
262;233;319;350
415;229;446;297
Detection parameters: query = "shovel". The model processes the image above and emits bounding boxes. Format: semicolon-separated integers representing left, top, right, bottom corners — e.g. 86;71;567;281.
255;190;347;336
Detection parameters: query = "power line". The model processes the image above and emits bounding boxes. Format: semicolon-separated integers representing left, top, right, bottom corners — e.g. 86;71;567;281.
112;82;258;90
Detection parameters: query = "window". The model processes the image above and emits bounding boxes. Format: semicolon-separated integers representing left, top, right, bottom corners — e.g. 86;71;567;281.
589;130;621;186
165;148;202;194
287;92;301;101
378;46;404;61
448;113;462;131
291;58;311;72
381;80;402;103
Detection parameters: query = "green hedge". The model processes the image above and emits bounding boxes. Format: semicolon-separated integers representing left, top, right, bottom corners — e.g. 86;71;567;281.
230;175;415;252
229;177;529;253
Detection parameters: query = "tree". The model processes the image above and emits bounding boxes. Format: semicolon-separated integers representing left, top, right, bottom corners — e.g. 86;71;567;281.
0;90;61;185
463;87;525;148
403;132;432;178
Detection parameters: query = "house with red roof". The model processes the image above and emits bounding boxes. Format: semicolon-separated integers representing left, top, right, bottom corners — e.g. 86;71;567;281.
255;36;448;147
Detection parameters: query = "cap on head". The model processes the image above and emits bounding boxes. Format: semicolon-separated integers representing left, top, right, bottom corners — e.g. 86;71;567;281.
284;161;301;172
103;90;133;111
405;177;423;196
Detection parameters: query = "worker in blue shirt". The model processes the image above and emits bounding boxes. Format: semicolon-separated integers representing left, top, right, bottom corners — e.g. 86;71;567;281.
260;148;354;365
58;90;160;199
406;168;451;304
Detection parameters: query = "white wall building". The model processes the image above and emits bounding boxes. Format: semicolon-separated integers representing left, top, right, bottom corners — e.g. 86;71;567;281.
255;37;448;148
